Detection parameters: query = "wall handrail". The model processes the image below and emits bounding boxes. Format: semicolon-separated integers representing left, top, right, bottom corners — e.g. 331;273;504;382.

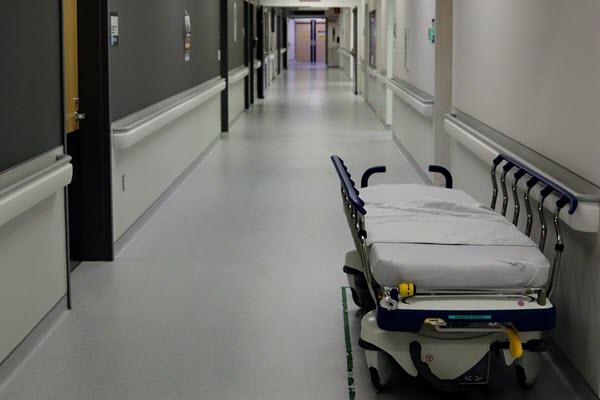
112;78;226;150
0;155;72;229
387;78;434;118
228;67;249;85
444;114;600;232
339;48;352;58
269;52;276;60
280;48;287;54
367;66;378;78
254;60;262;70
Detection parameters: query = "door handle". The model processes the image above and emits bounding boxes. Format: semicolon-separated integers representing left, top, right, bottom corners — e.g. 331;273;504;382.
74;112;86;121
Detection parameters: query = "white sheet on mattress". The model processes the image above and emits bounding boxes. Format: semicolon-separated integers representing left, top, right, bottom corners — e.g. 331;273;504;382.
360;184;477;206
365;198;538;247
358;186;549;289
370;242;550;289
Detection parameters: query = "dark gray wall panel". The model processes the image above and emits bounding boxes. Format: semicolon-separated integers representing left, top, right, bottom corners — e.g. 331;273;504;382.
109;0;220;121
228;0;245;69
0;1;63;173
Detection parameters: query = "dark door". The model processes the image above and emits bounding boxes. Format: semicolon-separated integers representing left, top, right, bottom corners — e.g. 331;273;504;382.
353;7;359;95
67;0;114;266
257;6;265;99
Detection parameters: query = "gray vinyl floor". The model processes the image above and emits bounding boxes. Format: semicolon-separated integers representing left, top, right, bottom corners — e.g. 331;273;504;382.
0;64;595;400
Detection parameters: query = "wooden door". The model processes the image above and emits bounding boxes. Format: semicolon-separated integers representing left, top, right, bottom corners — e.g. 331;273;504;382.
295;22;311;62
316;22;326;63
64;0;79;134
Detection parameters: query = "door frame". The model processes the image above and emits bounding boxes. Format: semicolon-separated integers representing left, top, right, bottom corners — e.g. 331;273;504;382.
353;7;358;95
220;0;230;132
66;0;114;270
257;6;265;99
244;0;251;110
249;2;255;104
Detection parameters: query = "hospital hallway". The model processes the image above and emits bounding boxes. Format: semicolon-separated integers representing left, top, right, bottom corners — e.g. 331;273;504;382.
0;64;594;400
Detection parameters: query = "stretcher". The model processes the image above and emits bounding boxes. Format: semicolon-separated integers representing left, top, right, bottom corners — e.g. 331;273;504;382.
332;154;579;392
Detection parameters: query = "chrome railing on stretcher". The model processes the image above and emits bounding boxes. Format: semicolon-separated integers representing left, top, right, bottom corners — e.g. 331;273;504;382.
332;154;578;306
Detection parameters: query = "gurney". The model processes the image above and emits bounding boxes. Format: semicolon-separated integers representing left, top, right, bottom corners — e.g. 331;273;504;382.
332;154;579;392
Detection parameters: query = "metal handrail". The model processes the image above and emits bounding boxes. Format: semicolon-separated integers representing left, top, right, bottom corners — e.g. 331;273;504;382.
0;155;72;228
112;78;226;150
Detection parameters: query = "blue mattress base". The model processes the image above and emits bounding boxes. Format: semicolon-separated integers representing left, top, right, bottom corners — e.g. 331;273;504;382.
376;304;556;333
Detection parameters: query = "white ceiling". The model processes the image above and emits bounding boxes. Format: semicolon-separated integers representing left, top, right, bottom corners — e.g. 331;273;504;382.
259;0;359;8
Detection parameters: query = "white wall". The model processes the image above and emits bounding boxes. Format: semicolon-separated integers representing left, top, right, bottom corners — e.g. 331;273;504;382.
287;19;296;61
112;91;222;240
339;9;354;78
363;0;387;123
328;20;340;67
0;148;68;364
393;0;436;96
451;1;600;394
229;75;246;126
454;0;600;187
389;0;436;177
357;0;367;95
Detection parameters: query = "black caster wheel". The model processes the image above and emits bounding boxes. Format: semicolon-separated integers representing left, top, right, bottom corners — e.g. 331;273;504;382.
350;288;364;308
515;364;536;389
369;367;388;392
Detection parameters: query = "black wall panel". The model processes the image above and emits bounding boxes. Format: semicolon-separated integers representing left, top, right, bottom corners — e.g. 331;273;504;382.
228;0;245;70
108;0;220;121
0;1;63;173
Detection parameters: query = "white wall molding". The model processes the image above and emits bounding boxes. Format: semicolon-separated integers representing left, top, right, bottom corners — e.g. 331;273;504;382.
228;67;250;85
444;115;600;233
112;79;226;150
388;78;434;117
0;155;72;229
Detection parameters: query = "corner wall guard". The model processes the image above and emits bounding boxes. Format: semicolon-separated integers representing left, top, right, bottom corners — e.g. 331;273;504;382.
0;155;73;229
229;67;250;85
387;78;434;118
340;48;352;58
444;115;600;232
112;79;226;150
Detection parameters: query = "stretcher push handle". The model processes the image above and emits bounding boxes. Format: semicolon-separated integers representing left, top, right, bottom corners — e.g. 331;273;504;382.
331;155;367;215
496;154;579;215
361;166;387;188
512;169;527;225
428;165;453;189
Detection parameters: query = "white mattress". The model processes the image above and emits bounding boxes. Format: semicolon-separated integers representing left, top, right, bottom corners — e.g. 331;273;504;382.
359;184;550;289
370;242;550;289
361;184;477;206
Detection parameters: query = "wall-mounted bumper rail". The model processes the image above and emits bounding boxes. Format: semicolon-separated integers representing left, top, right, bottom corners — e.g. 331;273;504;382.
376;70;387;83
0;155;73;228
339;48;353;58
254;60;262;70
229;67;250;85
367;66;378;78
387;78;434;118
280;48;287;54
112;78;226;150
444;113;600;232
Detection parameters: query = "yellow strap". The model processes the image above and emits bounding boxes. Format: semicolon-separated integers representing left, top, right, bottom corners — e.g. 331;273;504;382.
399;283;415;297
504;326;523;359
